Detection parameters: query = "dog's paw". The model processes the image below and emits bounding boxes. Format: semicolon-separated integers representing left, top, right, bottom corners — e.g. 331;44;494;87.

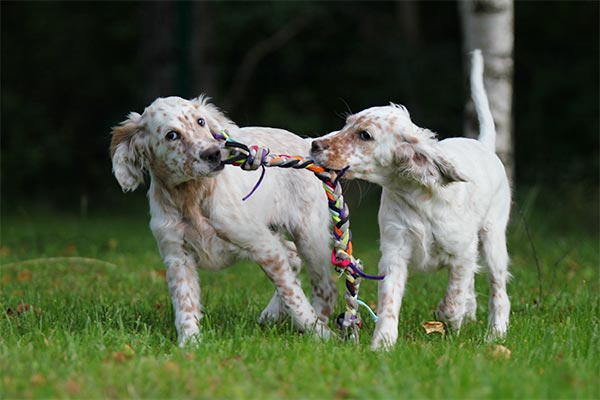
464;296;478;322
436;299;467;333
258;309;287;325
370;333;396;351
371;321;398;351
178;332;202;348
311;320;334;340
258;294;288;325
485;321;508;343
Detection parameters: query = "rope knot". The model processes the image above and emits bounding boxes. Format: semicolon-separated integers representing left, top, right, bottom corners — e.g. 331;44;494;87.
242;145;269;171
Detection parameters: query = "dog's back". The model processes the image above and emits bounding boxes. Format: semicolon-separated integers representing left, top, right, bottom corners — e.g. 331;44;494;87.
214;127;328;228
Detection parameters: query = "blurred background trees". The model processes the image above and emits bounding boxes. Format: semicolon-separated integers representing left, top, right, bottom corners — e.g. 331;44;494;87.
1;1;598;211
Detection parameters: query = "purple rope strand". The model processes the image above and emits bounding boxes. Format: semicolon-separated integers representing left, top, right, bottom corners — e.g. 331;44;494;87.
242;165;267;201
349;263;385;280
241;149;269;201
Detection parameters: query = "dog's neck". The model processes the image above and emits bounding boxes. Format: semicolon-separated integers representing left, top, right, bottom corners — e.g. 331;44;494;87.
384;179;435;204
150;175;216;220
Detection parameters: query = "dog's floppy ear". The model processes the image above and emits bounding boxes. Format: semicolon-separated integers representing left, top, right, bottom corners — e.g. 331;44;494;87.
110;112;147;192
430;152;467;185
394;141;467;187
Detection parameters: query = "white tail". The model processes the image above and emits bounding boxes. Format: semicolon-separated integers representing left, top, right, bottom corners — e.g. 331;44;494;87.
470;49;496;151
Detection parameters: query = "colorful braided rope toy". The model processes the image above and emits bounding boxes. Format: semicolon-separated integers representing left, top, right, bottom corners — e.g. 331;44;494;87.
213;130;383;343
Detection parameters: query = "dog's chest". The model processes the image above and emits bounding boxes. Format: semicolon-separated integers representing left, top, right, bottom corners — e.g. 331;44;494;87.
383;193;467;271
410;228;456;272
149;200;242;271
181;219;241;270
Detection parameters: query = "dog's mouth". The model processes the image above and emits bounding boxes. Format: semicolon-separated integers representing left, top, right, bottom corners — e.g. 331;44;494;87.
309;151;329;167
203;162;225;177
310;152;348;173
185;157;225;179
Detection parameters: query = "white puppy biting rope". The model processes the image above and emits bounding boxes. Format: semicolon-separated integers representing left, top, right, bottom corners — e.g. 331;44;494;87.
110;95;337;346
311;50;511;350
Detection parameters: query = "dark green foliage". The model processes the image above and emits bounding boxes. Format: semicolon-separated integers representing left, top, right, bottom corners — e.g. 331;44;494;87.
1;1;598;210
514;1;599;183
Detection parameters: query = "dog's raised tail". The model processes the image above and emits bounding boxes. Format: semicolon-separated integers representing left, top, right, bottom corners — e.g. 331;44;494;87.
470;49;496;151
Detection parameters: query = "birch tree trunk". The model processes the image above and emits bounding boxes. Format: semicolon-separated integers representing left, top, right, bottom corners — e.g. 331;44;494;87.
459;0;515;184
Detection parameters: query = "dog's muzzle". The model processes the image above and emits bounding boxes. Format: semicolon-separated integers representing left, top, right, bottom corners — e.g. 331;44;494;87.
311;139;329;154
200;146;224;171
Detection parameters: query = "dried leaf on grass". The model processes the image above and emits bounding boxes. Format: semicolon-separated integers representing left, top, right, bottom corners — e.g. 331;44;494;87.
30;373;46;385
6;303;42;316
105;344;136;364
17;270;32;282
422;321;446;335
164;361;181;376
334;387;351;399
489;344;512;359
65;378;82;395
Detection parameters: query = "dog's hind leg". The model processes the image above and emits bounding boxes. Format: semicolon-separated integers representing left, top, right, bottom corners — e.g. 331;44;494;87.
293;226;337;324
248;232;332;338
436;261;478;333
258;239;302;325
436;239;479;333
464;271;478;322
481;227;511;340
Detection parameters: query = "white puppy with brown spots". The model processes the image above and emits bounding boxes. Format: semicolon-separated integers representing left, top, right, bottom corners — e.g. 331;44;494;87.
111;95;337;346
311;50;511;350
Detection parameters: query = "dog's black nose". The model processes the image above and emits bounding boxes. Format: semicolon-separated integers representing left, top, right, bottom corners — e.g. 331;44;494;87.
311;140;328;153
200;147;222;164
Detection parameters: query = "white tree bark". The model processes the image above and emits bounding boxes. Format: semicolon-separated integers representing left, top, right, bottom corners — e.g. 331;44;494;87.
459;0;515;184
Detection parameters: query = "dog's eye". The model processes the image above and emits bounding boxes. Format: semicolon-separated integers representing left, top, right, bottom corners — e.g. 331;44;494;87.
359;130;373;141
197;118;205;127
165;130;181;141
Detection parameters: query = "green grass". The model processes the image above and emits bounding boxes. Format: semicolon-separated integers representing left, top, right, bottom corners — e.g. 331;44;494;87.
1;186;598;399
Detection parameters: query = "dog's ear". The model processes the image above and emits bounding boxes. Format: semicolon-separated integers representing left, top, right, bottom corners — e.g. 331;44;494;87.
110;112;147;192
192;94;237;137
394;142;467;187
430;153;467;185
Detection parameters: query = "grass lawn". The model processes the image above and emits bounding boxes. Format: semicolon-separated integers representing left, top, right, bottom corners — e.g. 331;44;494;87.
1;186;598;399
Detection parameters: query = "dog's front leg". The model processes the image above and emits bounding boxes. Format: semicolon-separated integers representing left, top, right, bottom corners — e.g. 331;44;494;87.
371;253;409;350
164;253;202;346
371;218;412;350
